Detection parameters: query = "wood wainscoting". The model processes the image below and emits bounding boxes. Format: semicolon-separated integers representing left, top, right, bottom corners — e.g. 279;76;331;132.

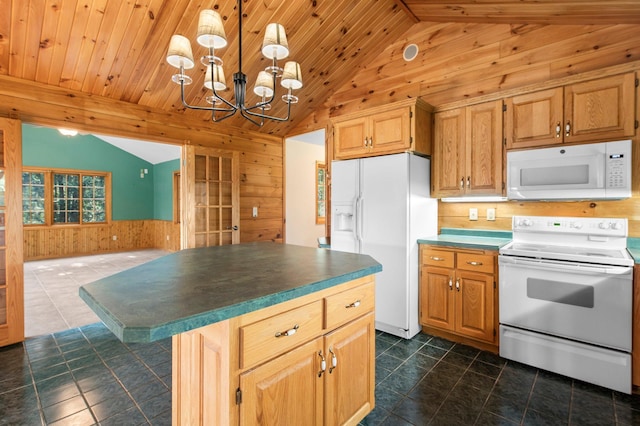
23;220;180;261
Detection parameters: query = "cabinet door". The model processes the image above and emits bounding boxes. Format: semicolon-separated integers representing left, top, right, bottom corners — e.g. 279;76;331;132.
369;107;411;155
565;73;636;143
239;337;324;426
324;313;375;426
455;270;494;343
334;117;370;160
420;266;455;331
432;109;465;197
504;88;564;149
465;101;503;195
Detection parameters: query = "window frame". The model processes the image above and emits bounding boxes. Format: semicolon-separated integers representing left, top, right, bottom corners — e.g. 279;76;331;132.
22;167;112;227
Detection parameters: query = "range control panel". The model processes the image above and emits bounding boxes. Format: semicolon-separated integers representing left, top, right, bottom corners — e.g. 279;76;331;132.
512;216;628;237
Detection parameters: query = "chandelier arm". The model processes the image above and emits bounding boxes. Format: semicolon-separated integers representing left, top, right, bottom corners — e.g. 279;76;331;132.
209;62;238;111
242;99;293;122
179;79;236;113
239;108;266;127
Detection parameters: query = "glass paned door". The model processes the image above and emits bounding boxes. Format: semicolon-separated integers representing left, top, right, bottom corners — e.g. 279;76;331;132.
183;146;239;249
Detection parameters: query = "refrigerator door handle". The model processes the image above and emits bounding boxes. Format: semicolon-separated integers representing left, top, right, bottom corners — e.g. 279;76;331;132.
353;196;360;245
358;197;365;242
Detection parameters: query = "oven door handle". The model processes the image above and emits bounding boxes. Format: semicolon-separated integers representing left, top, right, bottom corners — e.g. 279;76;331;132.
499;256;632;275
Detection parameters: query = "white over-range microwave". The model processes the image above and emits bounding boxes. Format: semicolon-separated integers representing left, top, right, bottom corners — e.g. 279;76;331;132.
507;139;632;201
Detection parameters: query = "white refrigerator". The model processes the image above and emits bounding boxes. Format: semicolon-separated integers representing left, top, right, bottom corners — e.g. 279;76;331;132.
330;153;437;338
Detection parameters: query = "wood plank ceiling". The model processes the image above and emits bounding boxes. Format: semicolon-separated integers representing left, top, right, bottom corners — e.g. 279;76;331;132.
1;1;639;137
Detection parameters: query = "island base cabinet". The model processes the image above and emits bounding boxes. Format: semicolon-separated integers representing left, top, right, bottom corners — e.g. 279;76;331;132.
240;313;375;426
172;276;376;425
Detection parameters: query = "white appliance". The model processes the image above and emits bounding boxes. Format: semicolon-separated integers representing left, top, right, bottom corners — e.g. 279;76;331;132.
499;216;634;393
506;139;631;200
331;153;437;339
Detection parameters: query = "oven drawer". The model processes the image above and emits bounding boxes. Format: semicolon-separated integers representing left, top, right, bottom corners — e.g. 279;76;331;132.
457;252;494;274
422;249;454;268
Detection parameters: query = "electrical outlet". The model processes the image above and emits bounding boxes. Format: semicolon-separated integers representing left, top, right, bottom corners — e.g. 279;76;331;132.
469;208;478;221
487;208;496;221
112;235;117;241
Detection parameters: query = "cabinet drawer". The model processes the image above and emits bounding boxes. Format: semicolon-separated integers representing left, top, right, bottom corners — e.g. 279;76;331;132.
422;250;455;268
456;252;494;274
240;301;323;369
324;281;375;330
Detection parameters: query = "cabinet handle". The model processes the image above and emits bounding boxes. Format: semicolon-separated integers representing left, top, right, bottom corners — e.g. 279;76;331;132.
368;137;373;147
460;177;464;189
565;120;571;137
467;176;470;188
466;261;483;266
555;121;561;138
345;300;361;309
430;256;445;261
329;347;338;373
363;137;368;147
318;351;326;377
275;324;299;338
456;279;460;292
448;278;453;290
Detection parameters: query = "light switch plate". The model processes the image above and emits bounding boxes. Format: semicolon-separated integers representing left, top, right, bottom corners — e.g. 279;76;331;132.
487;208;496;221
252;207;258;218
469;208;478;221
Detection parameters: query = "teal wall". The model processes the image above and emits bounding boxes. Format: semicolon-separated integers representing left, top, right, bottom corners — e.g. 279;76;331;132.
154;159;180;221
22;124;179;221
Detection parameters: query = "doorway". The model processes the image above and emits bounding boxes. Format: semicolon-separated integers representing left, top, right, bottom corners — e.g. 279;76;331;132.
285;129;326;247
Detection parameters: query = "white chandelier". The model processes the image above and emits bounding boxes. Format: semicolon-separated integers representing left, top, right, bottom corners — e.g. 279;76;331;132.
165;1;303;126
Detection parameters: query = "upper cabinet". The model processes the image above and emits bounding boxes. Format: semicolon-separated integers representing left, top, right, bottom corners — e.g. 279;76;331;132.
432;100;503;198
505;73;637;150
332;99;433;160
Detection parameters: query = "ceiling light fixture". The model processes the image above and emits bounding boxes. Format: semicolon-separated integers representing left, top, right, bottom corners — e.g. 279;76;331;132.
165;1;303;127
58;128;78;137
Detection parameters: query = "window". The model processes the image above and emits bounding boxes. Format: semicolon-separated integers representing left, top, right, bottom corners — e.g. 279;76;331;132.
22;172;45;225
22;168;110;226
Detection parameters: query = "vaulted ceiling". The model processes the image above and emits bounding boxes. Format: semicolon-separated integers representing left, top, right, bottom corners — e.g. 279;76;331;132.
1;1;639;137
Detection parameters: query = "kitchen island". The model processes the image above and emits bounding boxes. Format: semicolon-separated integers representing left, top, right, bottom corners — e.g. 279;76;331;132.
80;242;381;425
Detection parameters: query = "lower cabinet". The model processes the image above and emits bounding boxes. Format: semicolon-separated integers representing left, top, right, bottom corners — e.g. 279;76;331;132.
240;313;375;425
173;276;376;425
419;245;498;351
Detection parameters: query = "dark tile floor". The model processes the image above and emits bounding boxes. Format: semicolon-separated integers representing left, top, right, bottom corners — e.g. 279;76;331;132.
2;323;639;425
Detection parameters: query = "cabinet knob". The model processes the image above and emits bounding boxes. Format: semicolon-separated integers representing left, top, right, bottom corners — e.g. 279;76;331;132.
318;351;326;377
329;347;338;373
555;121;561;138
449;278;453;290
275;324;299;338
456;279;460;292
345;300;361;309
565;120;571;137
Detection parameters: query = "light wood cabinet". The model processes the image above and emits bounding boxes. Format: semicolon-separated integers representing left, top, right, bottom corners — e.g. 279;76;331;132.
0;118;24;348
332;98;433;160
505;72;637;149
419;245;498;351
173;276;376;425
432;100;503;198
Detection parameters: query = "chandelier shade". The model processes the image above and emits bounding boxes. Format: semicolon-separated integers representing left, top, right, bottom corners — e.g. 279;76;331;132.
196;10;227;49
166;35;195;69
165;0;303;126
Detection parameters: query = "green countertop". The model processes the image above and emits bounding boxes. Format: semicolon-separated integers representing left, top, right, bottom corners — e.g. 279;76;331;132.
79;242;382;343
418;228;512;251
628;238;640;264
